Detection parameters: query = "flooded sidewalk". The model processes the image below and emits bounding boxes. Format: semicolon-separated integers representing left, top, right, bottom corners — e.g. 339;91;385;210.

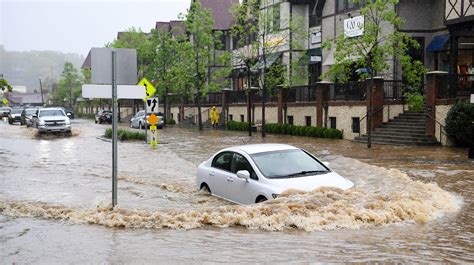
0;119;473;263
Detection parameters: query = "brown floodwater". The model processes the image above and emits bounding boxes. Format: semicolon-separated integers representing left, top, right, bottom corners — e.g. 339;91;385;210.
0;119;473;263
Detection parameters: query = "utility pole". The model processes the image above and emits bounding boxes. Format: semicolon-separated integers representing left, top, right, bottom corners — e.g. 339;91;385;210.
39;78;45;106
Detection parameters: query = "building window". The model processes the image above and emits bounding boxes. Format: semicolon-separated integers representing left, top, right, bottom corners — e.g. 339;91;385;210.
352;117;360;133
240;114;245;122
329;117;336;129
309;0;325;28
337;0;364;13
272;4;280;32
305;116;311;126
288;115;294;125
229;114;233;121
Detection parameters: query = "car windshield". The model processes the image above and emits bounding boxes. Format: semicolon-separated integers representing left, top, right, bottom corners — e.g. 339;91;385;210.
250;149;329;179
39;110;65;117
11;108;23;114
25;109;37;115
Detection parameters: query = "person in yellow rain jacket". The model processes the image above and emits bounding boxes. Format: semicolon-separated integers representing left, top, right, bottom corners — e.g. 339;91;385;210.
210;106;219;128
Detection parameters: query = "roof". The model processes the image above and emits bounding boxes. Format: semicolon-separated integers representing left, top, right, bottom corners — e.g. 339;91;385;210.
196;0;239;30
82;50;91;69
155;21;171;32
6;92;46;105
169;20;186;37
232;144;299;155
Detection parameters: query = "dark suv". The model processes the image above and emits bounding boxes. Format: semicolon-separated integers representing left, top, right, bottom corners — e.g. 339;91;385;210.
1;107;10;118
8;107;24;124
95;110;112;124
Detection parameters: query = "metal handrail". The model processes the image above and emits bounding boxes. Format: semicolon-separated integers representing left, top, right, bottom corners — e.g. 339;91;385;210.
425;113;448;144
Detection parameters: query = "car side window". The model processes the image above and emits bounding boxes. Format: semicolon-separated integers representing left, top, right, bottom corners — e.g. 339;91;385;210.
231;153;258;180
212;152;233;172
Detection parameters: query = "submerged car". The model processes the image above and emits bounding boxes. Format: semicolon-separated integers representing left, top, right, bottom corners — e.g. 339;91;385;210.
1;107;11;118
129;110;164;129
21;108;39;127
8;107;24;124
95;110;112;124
31;108;71;134
196;144;354;204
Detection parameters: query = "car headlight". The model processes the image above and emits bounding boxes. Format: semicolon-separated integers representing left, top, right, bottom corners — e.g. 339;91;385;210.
39;120;45;126
65;119;71;125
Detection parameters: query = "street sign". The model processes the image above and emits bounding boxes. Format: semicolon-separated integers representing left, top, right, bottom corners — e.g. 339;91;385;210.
146;97;159;113
150;125;158;146
89;48;137;85
147;113;159;126
138;78;156;99
82;84;146;99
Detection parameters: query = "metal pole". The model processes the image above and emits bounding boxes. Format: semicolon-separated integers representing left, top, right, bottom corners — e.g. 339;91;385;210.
112;51;118;207
39;78;44;106
368;78;373;148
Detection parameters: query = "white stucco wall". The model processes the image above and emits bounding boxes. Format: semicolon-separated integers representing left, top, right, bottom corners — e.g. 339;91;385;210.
327;105;367;140
383;104;406;122
286;106;316;126
435;104;454;146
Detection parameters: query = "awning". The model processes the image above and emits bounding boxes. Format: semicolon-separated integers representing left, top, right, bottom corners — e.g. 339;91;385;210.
307;48;322;65
252;53;282;70
427;34;449;52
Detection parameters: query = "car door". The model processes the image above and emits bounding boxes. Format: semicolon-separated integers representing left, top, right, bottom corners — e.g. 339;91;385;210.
227;152;259;204
210;152;235;200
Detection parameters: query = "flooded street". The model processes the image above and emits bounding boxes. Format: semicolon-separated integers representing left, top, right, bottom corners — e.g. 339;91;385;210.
1;119;473;263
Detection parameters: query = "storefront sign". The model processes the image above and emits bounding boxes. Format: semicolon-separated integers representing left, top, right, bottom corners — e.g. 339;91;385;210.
311;56;322;62
311;32;322;44
344;15;364;38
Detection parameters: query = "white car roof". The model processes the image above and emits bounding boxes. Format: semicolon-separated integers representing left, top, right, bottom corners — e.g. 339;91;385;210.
231;144;299;155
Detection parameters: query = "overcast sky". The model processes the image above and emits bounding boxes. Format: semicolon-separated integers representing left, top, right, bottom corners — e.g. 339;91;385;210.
0;0;191;56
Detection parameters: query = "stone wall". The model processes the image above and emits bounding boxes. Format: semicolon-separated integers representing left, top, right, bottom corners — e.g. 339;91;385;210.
286;106;316;126
327;105;367;140
435;104;454;146
383;104;406;122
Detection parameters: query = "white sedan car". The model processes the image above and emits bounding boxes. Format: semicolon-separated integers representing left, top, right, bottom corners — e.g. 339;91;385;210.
196;144;354;204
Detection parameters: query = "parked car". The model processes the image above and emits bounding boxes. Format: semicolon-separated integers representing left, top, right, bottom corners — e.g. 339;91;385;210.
95;110;112;124
31;107;71;134
8;107;24;124
21;108;40;127
1;107;11;119
196;144;354;204
129;111;164;129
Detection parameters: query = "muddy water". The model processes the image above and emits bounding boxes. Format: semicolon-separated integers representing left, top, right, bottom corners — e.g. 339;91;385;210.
0;119;473;263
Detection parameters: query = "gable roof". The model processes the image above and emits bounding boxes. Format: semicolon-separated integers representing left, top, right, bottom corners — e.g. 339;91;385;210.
196;0;239;30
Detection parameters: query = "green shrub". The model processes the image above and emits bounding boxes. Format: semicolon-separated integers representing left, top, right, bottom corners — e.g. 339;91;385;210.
405;92;425;112
77;112;95;119
263;123;343;139
104;128;146;141
226;120;250;131
445;101;474;147
166;119;176;125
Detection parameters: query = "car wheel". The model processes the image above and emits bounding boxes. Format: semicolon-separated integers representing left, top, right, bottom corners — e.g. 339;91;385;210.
95;120;97;124
200;183;211;194
99;119;102;124
8;119;12;125
139;122;143;129
256;196;267;203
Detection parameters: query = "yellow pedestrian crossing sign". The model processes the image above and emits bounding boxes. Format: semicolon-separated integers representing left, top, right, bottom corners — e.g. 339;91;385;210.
150;125;158;146
138;77;156;100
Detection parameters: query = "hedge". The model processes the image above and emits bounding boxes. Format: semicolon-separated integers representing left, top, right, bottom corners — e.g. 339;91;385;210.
226;120;251;131
104;128;146;141
445;101;474;147
76;112;95;119
265;123;343;139
226;121;343;139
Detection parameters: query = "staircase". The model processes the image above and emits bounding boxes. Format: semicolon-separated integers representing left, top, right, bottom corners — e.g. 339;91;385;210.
355;112;439;146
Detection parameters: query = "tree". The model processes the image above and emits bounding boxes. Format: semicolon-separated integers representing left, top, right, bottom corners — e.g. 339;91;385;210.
1;77;13;106
53;62;82;108
185;1;222;131
232;0;308;137
322;0;427;147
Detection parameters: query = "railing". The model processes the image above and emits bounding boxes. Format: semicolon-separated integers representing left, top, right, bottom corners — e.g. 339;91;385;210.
228;90;247;104
286;85;317;103
425;113;448;144
327;82;366;101
200;92;222;105
253;88;278;103
442;74;474;99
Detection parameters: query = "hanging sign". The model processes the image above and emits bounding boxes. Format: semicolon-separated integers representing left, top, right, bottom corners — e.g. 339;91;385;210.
344;15;364;38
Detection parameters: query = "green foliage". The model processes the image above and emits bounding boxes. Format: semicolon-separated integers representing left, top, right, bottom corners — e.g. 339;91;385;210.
166;119;176;125
76;112;95;119
265;123;343;139
405;92;424;112
445;101;474;147
322;0;427;85
1;78;13;106
104;128;146;141
226;120;251;131
53;62;82;107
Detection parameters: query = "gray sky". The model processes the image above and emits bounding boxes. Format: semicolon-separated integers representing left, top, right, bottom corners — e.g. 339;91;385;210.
0;0;191;56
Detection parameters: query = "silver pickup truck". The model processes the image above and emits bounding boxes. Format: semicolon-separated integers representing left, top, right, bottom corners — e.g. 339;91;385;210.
32;107;72;134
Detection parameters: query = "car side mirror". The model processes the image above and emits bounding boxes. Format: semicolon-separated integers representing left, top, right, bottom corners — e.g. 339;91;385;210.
66;113;71;116
236;170;250;181
32;115;38;118
323;162;330;167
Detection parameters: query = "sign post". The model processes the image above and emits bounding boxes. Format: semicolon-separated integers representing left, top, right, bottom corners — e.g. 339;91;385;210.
111;51;118;207
147;113;159;146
